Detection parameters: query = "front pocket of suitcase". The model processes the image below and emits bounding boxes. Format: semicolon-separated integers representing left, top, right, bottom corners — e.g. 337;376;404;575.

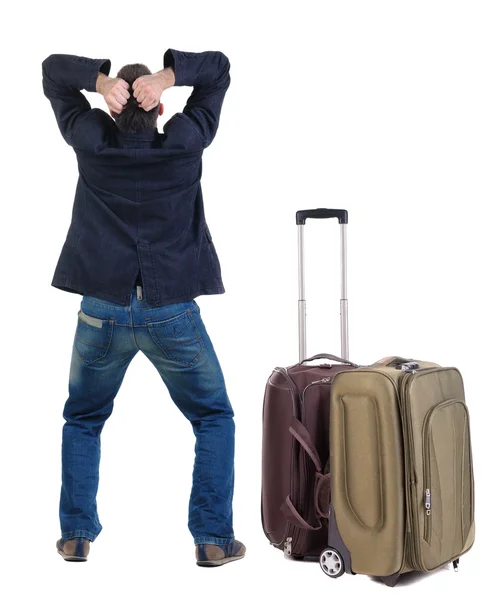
421;399;474;564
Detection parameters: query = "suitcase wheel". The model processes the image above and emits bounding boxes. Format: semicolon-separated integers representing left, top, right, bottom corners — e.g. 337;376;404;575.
319;548;345;578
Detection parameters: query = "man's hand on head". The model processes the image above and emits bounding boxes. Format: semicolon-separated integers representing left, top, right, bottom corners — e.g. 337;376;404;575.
132;68;175;112
96;73;130;114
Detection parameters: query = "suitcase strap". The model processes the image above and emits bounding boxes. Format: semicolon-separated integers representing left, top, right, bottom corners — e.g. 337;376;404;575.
281;495;322;531
289;417;322;471
280;417;329;531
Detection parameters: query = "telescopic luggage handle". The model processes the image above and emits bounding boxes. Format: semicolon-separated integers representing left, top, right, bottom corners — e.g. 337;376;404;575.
296;209;348;225
296;208;349;362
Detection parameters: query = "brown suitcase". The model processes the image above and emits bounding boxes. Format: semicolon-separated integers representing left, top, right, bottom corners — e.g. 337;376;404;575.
261;209;358;558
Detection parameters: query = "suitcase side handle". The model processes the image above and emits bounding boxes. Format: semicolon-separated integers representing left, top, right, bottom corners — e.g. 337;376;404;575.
296;208;348;225
281;417;328;532
300;353;358;367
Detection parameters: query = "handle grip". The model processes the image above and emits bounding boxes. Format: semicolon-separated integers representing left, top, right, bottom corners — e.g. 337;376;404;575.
300;353;357;367
373;356;414;368
296;208;348;225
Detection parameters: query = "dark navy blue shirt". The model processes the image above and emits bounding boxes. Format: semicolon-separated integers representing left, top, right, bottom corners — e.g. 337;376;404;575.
42;49;230;307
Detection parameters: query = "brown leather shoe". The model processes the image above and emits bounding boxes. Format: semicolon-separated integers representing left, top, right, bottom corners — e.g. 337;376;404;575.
196;540;246;567
56;537;91;561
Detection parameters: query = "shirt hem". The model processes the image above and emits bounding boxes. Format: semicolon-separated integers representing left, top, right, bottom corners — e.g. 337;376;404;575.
51;278;225;307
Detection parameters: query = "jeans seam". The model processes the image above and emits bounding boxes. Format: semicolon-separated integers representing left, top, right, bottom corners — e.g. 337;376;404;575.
194;536;234;544
62;529;96;540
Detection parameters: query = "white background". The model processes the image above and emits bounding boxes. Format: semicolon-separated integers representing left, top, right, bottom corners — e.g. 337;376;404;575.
2;1;497;598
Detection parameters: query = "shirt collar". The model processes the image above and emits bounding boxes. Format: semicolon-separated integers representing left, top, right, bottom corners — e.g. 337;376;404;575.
115;127;158;141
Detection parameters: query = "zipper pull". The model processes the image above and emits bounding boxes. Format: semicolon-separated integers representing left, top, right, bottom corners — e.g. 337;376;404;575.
311;377;331;384
425;488;431;515
137;285;143;300
284;537;292;556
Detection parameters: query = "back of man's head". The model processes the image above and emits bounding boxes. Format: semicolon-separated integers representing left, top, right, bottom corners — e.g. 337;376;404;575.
114;63;160;133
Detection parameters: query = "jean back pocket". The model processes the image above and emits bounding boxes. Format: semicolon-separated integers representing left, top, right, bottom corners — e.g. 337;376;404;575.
75;309;114;365
146;309;204;366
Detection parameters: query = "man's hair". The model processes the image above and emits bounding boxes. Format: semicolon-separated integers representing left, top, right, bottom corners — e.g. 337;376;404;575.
113;63;160;133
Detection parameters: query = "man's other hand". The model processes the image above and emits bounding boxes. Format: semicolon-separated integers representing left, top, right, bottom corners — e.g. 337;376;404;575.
96;73;130;114
132;69;175;112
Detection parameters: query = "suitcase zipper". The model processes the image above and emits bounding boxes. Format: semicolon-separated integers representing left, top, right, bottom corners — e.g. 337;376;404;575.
310;377;331;385
400;369;441;569
424;488;432;543
301;377;332;405
273;367;303;405
400;370;425;570
396;371;417;570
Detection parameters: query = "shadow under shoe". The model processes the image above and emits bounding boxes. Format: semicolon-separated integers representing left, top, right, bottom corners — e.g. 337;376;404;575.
196;540;246;567
56;537;91;562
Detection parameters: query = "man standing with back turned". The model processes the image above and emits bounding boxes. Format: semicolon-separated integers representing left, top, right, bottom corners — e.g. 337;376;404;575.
42;48;245;567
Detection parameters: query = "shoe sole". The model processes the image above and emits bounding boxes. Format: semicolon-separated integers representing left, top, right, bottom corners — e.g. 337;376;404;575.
57;548;88;562
196;554;245;567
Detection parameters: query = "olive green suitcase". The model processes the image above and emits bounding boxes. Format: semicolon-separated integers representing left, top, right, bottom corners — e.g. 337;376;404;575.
320;357;475;586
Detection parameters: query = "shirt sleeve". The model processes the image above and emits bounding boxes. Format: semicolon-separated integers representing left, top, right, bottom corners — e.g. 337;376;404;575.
42;54;111;148
163;49;230;149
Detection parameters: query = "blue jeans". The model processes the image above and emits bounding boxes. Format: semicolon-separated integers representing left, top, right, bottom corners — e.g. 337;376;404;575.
60;286;235;545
